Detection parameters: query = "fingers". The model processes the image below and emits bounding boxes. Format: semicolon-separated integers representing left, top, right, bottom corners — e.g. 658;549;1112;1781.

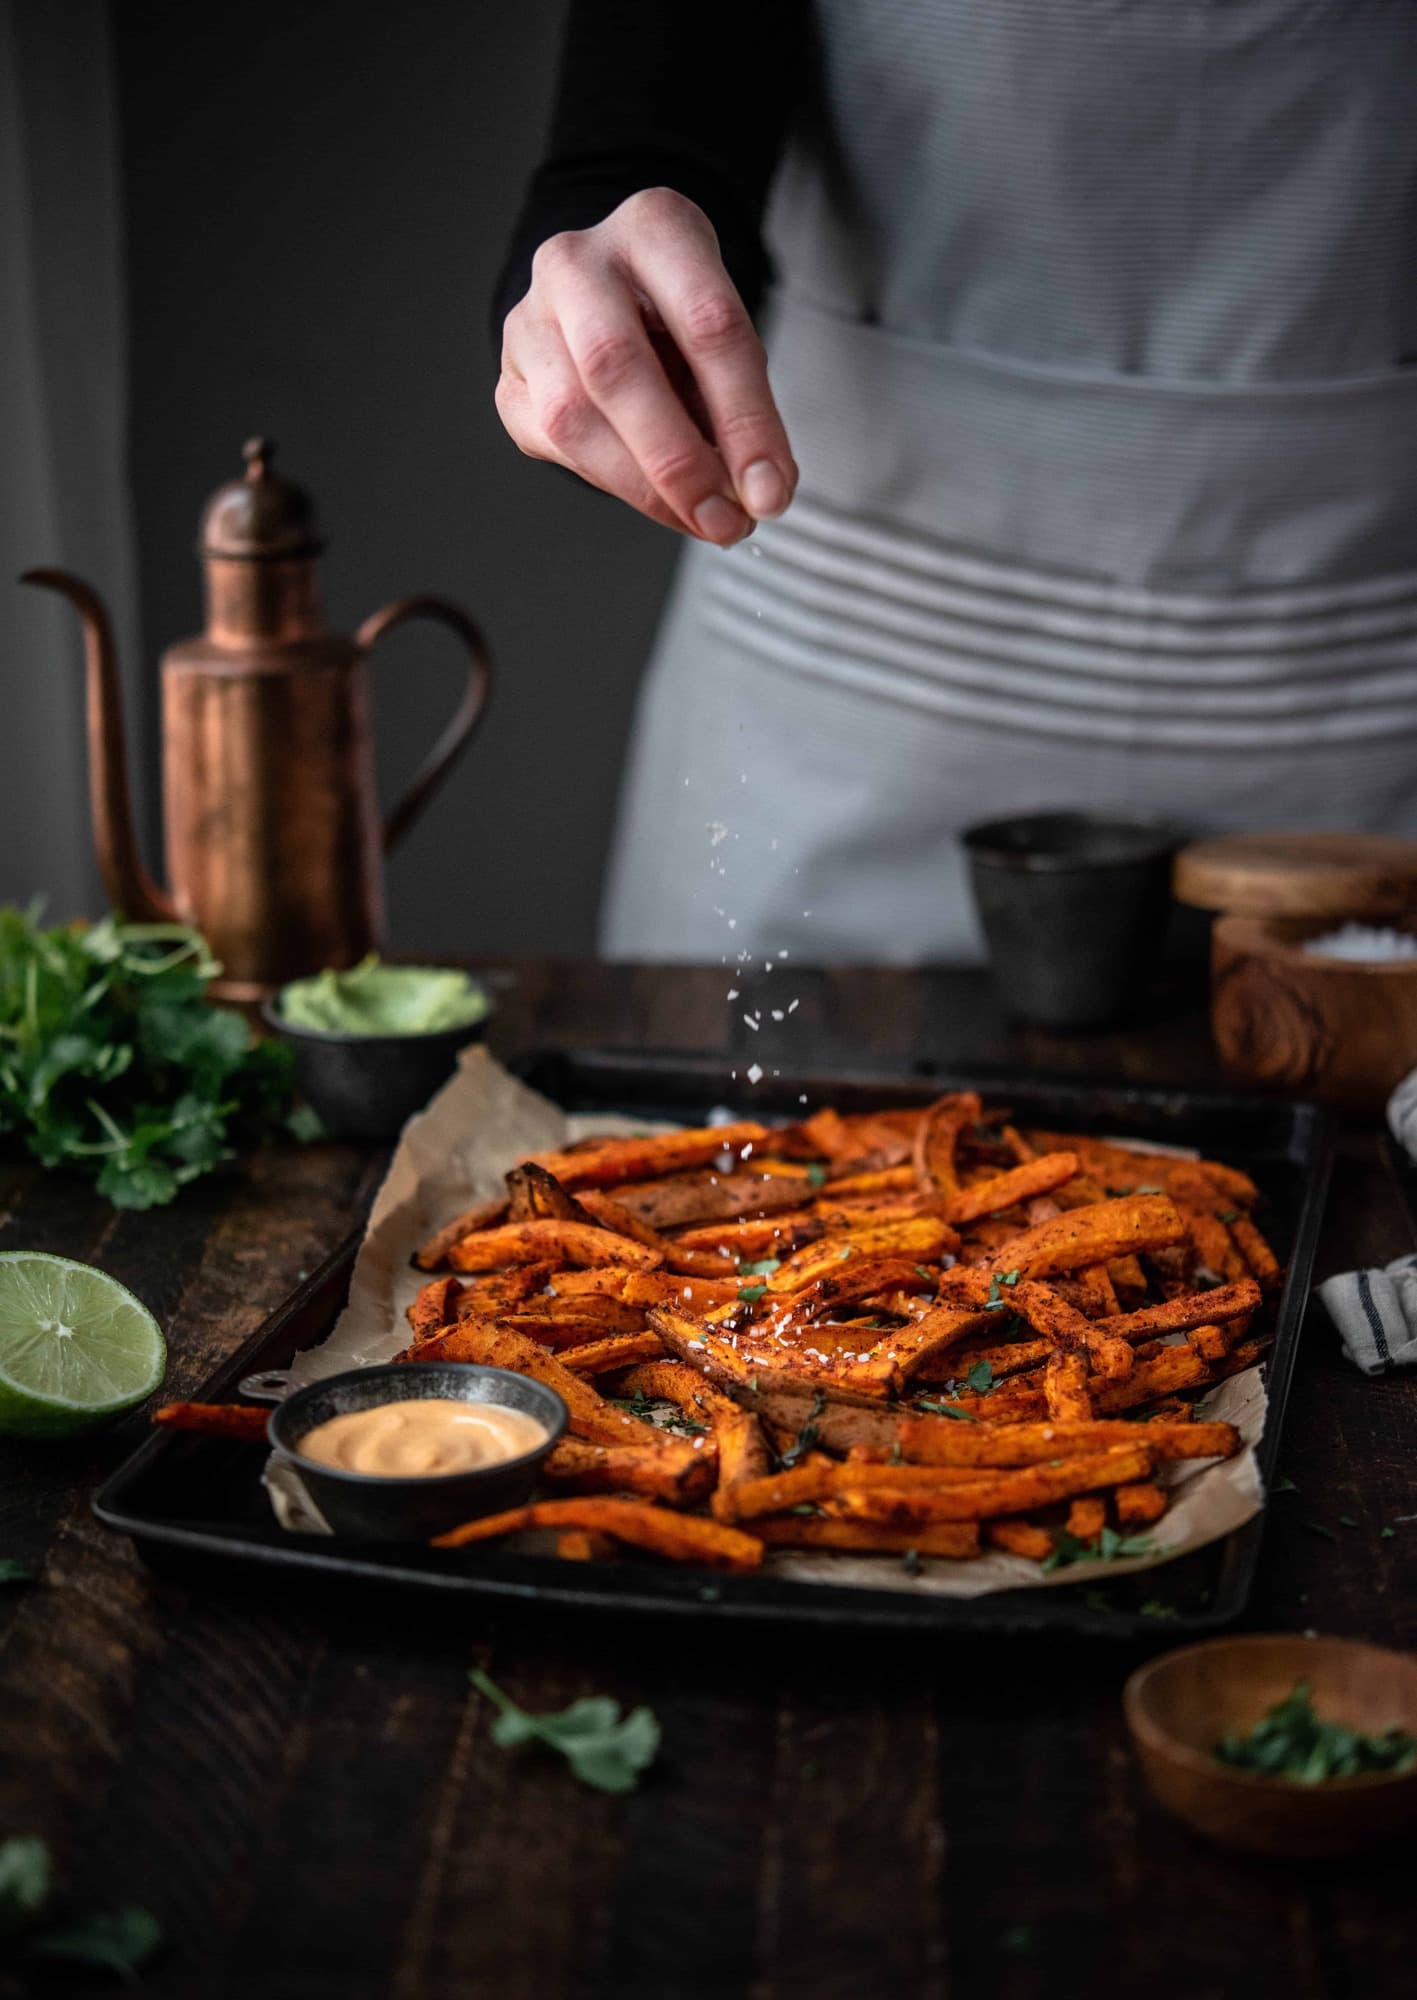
531;229;752;543
493;188;797;540
615;192;797;522
497;317;686;533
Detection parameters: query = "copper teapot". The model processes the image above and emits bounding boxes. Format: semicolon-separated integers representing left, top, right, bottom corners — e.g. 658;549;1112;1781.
23;439;492;1000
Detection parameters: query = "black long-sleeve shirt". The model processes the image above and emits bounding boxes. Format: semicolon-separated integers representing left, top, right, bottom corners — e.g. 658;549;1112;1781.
493;0;811;338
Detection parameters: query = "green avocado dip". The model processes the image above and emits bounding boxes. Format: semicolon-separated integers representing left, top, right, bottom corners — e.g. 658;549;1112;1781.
278;956;492;1037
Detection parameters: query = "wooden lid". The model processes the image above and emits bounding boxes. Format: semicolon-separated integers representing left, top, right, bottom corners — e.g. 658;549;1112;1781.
1173;831;1417;919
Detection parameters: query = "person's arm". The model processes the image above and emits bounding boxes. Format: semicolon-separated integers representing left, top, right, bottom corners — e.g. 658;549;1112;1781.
492;0;809;543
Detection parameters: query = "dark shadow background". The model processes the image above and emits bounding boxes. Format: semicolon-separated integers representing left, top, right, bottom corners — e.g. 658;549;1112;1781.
115;0;677;956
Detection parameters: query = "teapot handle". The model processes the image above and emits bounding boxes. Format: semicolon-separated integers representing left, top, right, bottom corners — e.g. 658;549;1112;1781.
356;595;493;851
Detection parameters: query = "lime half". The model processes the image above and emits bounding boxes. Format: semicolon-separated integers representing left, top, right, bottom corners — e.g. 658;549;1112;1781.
0;1252;166;1439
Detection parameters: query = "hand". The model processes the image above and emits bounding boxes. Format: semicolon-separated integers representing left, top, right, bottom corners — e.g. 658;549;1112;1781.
496;188;797;543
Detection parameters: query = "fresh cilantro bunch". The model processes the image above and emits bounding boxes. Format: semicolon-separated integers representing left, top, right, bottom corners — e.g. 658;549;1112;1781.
0;906;303;1209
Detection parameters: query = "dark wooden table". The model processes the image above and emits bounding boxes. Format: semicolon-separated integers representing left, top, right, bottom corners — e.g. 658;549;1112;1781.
3;962;1415;2000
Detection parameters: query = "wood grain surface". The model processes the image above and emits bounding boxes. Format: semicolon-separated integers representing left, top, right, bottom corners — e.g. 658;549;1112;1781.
2;962;1414;1999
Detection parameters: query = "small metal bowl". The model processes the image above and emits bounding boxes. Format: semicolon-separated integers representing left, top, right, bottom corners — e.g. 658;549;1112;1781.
262;995;492;1140
962;809;1183;1029
268;1362;566;1542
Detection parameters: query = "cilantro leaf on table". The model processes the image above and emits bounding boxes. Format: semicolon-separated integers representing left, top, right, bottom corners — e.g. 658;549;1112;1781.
0;1836;161;1978
470;1668;659;1793
29;1907;163;1980
0;907;301;1209
0;1837;51;1938
0;1559;34;1585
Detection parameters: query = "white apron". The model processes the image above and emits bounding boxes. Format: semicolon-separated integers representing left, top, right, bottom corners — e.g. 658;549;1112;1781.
602;0;1417;964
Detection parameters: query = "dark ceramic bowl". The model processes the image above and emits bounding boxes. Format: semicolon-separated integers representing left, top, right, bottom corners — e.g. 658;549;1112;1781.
268;1362;566;1542
262;995;492;1140
961;810;1183;1029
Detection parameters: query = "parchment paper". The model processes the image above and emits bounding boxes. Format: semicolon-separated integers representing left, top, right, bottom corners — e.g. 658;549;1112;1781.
267;1046;1266;1594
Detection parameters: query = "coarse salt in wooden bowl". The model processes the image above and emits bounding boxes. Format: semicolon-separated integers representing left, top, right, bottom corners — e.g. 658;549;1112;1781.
1124;1634;1417;1859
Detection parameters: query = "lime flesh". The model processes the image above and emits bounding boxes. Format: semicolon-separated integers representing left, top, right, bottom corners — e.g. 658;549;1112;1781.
0;1252;166;1439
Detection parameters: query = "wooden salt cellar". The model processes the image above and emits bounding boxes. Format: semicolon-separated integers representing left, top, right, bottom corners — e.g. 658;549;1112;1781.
1173;832;1417;1111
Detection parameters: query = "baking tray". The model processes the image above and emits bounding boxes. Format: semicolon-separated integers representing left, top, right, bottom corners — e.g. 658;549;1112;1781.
95;1050;1333;1638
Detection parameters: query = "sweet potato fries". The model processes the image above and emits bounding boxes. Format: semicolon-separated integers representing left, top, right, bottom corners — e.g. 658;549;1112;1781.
399;1093;1279;1580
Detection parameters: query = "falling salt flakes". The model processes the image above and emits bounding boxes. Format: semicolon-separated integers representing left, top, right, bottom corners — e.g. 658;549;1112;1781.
743;1013;760;1031
746;1062;764;1085
707;821;729;847
771;1009;784;1022
778;949;789;959
787;998;799;1013
726;987;739;1001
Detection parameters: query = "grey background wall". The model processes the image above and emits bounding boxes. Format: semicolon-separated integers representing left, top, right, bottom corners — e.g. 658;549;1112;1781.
112;0;678;956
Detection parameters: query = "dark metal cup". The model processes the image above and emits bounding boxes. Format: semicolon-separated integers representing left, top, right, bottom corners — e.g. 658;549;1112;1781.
961;811;1183;1029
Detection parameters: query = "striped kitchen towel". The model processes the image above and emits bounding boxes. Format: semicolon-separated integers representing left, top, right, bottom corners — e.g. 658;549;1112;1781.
1315;1067;1417;1373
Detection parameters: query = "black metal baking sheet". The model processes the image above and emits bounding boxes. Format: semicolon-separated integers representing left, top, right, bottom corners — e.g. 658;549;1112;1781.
95;1051;1333;1639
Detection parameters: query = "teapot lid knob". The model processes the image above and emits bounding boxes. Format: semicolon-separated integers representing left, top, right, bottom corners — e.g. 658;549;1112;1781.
199;436;324;560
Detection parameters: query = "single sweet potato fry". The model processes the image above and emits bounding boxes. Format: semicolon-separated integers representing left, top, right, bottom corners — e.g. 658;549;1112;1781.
975;1194;1190;1280
153;1408;270;1440
1066;1494;1107;1543
431;1498;764;1571
836;1444;1153;1526
671;1211;822;1257
985;1520;1056;1561
543;1435;715;1504
754;1516;981;1558
1044;1348;1094;1423
945;1153;1080;1226
1095;1277;1261;1343
1115;1480;1169;1527
527;1124;768;1190
765;1221;956;1295
913;1092;983;1198
446;1218;662;1274
1184;1322;1232;1366
413;1195;511;1270
557;1332;668;1375
648;1307;898;1406
895;1415;1239;1467
613;1170;811;1231
1229;1213;1283;1291
153;1402;269;1440
505;1160;596;1224
406;1273;465;1339
577;1189;731;1277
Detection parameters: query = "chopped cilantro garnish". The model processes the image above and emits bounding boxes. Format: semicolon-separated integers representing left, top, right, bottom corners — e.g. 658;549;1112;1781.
738;1257;781;1277
805;1162;828;1188
964;1359;994;1394
914;1265;935;1282
901;1548;922;1576
1218;1679;1417;1782
1218;1209;1239;1225
1300;1520;1338;1542
1338;1514;1359;1529
1042;1527;1156;1572
1140;1599;1179;1620
738;1283;768;1303
915;1399;978;1423
780;1391;827;1468
1272;1474;1299;1494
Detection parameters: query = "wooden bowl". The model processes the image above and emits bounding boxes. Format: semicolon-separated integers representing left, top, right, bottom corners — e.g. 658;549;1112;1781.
1210;914;1417;1110
1124;1635;1417;1858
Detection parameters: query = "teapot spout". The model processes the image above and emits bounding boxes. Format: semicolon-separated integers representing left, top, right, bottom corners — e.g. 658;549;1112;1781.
20;568;178;923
